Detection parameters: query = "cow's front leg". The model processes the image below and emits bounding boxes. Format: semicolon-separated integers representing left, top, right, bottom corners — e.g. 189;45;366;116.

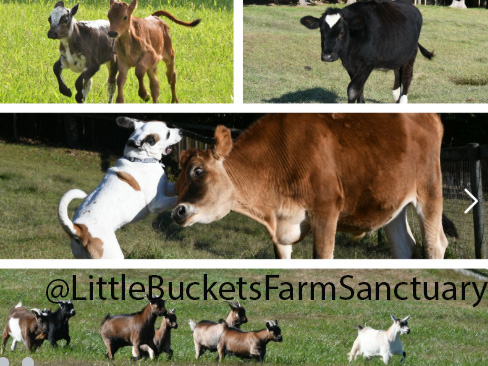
116;62;130;103
54;59;72;98
347;67;373;103
273;243;293;259
75;64;100;103
311;213;339;259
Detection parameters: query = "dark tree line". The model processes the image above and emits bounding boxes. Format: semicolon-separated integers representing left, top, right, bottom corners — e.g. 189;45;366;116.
0;113;486;155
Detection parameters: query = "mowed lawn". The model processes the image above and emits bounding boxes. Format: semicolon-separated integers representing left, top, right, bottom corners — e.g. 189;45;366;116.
0;269;487;365
244;5;488;103
0;0;233;103
0;141;467;259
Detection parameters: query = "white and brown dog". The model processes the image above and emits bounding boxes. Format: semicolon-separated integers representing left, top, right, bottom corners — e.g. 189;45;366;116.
58;117;182;259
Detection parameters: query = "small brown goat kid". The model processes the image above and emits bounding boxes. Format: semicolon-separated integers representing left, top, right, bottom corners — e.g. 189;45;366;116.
107;0;201;103
140;308;178;359
1;302;50;353
217;320;282;363
189;300;248;359
100;295;167;361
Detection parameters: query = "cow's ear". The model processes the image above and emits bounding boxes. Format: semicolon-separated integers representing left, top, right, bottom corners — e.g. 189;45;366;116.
129;0;137;13
300;16;321;30
71;4;79;16
349;15;365;30
110;0;116;6
213;126;232;161
179;149;196;169
55;1;65;9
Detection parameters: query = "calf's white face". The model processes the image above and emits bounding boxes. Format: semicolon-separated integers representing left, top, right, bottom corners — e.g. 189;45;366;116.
116;117;182;160
48;2;77;39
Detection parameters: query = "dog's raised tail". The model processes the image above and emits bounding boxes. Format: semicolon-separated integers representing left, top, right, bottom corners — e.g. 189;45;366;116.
58;189;87;238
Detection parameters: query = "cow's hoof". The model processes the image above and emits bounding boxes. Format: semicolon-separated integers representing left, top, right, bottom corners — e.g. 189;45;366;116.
60;87;72;98
75;93;85;103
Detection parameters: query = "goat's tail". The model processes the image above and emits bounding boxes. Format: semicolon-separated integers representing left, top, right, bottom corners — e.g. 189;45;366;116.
189;319;197;332
58;189;87;239
418;43;434;60
101;314;111;326
356;325;364;333
152;10;201;28
442;214;459;239
15;301;22;308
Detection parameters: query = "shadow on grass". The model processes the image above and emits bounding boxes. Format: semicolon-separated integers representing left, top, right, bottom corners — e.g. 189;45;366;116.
262;87;339;103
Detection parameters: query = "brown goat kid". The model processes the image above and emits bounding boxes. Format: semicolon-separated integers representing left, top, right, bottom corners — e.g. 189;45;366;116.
100;296;167;361
189;300;248;359
217;320;283;363
107;0;201;103
1;302;50;353
140;308;178;359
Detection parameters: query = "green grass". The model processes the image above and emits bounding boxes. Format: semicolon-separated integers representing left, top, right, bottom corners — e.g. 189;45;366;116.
0;141;468;259
0;0;233;103
0;269;487;365
243;5;488;103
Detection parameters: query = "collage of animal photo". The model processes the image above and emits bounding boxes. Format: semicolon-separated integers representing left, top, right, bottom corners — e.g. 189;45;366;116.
0;0;488;365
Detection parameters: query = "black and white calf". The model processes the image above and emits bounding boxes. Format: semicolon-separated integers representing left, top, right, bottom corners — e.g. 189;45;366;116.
48;1;117;103
46;299;76;348
301;0;433;103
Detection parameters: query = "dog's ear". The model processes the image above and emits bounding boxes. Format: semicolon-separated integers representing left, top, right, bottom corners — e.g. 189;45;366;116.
116;117;144;130
212;126;232;161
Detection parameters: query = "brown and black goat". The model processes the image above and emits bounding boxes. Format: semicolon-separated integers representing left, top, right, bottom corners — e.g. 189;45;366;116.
140;308;178;359
100;295;167;360
217;320;283;363
189;300;247;359
1;302;50;353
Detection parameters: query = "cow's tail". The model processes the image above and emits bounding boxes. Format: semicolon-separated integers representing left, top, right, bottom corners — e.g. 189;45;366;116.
418;43;434;60
58;189;87;238
152;10;201;28
442;214;459;239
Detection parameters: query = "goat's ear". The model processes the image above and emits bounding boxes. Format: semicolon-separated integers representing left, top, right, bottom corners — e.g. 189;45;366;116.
31;308;42;318
71;4;79;17
402;315;410;322
266;321;272;330
212;126;232;161
68;299;72;304
129;0;137;13
171;308;176;313
116;116;144;130
390;315;398;323
225;300;237;309
54;1;65;9
300;16;321;30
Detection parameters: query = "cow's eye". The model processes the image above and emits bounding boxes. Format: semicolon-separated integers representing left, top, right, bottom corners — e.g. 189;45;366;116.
339;29;345;38
124;16;128;20
193;167;204;177
48;16;51;23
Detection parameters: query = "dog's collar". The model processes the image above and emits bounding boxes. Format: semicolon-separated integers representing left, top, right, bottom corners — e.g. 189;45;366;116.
123;156;163;166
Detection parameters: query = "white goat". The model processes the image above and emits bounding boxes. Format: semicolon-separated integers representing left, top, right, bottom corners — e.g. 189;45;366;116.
348;315;410;365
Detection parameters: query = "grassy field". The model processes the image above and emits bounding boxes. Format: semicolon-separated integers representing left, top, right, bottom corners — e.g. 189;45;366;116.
0;141;474;259
0;0;233;103
0;269;487;365
243;5;488;103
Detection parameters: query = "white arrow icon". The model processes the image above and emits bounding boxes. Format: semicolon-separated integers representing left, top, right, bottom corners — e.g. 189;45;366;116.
464;188;479;214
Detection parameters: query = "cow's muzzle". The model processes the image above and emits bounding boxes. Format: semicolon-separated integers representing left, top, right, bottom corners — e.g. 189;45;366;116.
171;203;198;225
108;31;118;39
321;53;336;62
47;29;59;39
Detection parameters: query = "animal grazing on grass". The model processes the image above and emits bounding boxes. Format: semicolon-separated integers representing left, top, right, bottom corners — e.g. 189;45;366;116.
107;0;201;103
46;299;76;348
348;315;410;365
300;0;433;103
172;113;458;259
100;295;167;361
140;308;178;359
1;302;50;353
217;320;282;363
189;300;248;359
48;1;118;103
58;117;182;259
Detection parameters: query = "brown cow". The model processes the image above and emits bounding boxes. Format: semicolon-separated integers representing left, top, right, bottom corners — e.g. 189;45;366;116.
107;0;200;103
172;113;454;259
